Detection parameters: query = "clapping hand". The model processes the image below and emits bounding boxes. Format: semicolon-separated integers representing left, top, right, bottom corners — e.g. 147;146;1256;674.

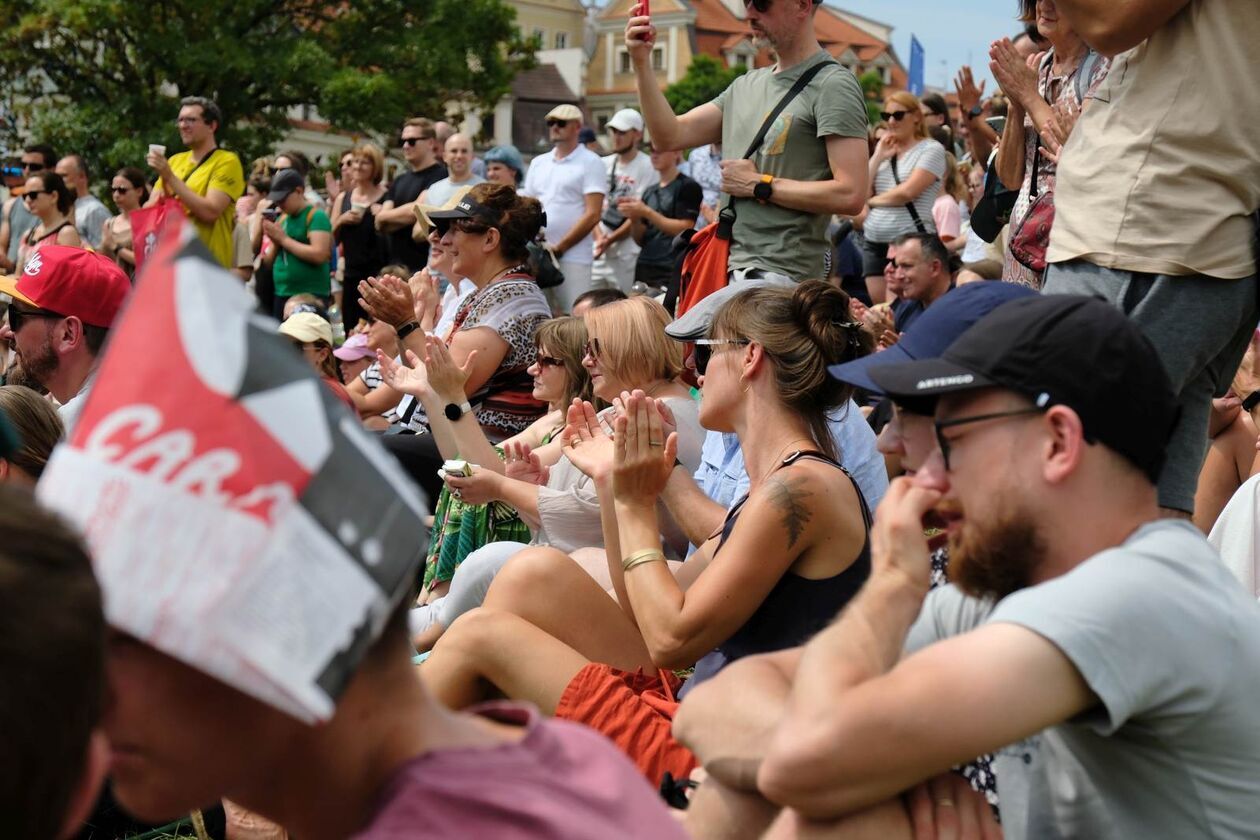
358;274;415;328
376;348;430;399
423;334;475;404
954;66;987;116
505;441;551;486
989;38;1040;108
411;268;442;327
561;399;616;481
612;390;677;506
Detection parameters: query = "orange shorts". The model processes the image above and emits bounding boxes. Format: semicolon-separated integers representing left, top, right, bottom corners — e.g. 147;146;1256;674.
554;662;699;787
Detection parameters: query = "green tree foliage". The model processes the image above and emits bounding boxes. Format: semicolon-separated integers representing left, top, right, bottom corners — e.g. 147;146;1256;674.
663;55;746;114
0;0;535;184
859;70;885;125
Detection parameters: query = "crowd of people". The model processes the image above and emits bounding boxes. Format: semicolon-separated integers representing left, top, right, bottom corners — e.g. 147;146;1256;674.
2;0;1260;837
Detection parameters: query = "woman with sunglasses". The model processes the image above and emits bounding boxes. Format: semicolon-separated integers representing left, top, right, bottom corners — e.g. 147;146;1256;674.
860;91;946;304
363;183;552;503
422;281;874;790
100;167;150;277
384;295;703;652
381;317;593;649
17;171;80;268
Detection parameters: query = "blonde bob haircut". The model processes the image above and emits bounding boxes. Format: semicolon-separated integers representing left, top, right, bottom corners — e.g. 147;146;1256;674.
883;91;930;141
584;296;683;388
352;142;386;185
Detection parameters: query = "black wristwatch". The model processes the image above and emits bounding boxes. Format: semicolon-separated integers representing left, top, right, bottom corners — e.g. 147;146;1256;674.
444;400;473;421
968;105;984;120
753;174;774;204
396;320;422;340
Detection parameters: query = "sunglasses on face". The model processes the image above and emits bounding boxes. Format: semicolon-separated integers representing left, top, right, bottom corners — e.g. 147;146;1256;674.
175;116;203;125
744;0;772;11
401;136;433;147
583;337;602;360
8;305;64;332
546;119;570;128
880;110;912;122
692;338;750;376
20;162;44;172
535;353;564;368
22;190;48;201
111;185;135;194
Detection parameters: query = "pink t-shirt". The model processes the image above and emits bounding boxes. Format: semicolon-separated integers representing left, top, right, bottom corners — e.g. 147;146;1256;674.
351;702;689;839
932;195;962;242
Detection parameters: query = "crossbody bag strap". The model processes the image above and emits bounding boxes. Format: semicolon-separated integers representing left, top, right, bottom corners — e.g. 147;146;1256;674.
718;57;838;235
889;154;928;234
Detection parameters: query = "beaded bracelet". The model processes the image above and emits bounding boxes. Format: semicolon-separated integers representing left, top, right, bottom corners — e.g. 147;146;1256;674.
622;548;666;572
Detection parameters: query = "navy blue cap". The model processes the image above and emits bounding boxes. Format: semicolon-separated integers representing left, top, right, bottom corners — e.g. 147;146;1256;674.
829;281;1037;395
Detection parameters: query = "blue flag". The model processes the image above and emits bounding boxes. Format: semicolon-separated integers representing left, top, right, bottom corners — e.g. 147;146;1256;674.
908;36;925;96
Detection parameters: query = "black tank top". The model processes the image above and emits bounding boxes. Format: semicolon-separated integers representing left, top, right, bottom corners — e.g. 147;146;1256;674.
335;191;385;281
677;450;873;698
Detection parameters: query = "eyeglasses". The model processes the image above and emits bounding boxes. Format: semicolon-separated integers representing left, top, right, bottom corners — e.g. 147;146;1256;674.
545;119;570;128
933;407;1045;471
693;338;750;376
401;136;433;147
535;353;564;368
743;0;772;12
8;305;64;332
21;190;48;201
583;337;602;360
880;110;912;122
175;116;204;125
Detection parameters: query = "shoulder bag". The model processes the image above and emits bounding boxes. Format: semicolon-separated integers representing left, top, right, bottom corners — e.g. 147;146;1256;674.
676;58;837;317
889;151;928;235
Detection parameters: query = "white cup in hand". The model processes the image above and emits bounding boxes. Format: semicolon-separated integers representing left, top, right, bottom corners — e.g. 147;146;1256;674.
148;144;166;157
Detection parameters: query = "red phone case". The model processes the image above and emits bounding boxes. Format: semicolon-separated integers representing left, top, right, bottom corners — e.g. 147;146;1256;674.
642;0;650;17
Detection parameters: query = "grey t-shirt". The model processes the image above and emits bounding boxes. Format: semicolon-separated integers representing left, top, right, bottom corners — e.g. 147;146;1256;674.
908;520;1260;839
74;194;112;249
711;52;867;282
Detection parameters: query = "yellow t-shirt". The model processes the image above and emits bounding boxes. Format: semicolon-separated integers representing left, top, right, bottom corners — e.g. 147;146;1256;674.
156;149;245;268
1048;0;1260;280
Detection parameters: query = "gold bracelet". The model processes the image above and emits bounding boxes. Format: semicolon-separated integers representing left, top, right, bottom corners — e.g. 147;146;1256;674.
622;548;666;572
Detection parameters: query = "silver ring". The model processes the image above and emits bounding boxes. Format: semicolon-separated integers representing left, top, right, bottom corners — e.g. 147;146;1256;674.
453;489;463;499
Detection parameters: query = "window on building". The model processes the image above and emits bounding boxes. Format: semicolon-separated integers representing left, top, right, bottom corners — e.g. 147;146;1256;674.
555;32;567;49
651;46;665;71
532;27;546;44
618;49;632;74
733;53;749;68
596;112;612;131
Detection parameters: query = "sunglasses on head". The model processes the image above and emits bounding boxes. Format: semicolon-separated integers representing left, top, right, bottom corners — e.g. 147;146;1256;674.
880;110;912;122
692;338;750;376
8;305;64;332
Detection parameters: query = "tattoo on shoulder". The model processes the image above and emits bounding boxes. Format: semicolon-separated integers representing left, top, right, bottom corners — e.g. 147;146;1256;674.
767;475;813;549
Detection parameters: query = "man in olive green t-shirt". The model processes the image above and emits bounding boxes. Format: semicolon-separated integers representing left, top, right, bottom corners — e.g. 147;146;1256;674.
261;168;333;320
625;0;869;287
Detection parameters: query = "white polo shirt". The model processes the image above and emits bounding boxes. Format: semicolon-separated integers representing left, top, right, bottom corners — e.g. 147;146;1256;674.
522;145;607;265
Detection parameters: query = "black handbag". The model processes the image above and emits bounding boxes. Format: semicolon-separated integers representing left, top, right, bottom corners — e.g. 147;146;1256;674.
527;240;565;289
970;155;1019;244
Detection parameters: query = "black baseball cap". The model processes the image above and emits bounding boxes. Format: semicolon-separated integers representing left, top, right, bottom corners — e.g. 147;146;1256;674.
867;295;1178;483
266;167;306;203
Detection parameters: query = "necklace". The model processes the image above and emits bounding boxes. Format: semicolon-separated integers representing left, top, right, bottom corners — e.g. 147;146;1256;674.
754;437;816;487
